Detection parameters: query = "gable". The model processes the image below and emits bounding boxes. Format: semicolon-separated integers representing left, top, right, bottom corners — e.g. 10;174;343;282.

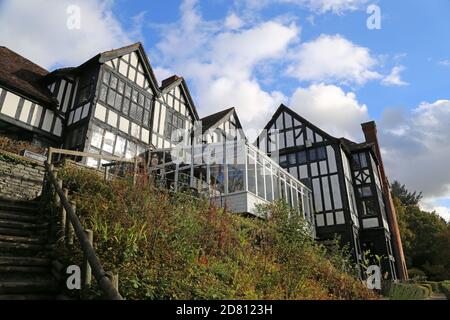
104;50;156;96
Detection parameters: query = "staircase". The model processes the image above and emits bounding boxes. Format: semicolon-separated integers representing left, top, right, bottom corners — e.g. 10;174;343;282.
0;197;58;300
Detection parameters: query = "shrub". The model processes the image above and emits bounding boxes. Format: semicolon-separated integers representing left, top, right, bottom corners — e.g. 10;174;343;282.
439;281;450;299
385;283;430;300
408;268;427;281
421;281;439;292
0;135;45;155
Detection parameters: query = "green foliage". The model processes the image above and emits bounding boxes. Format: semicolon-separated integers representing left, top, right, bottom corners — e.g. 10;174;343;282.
55;163;376;300
421;281;440;292
419;283;433;295
393;183;450;281
439;281;450;299
391;180;423;206
384;282;430;300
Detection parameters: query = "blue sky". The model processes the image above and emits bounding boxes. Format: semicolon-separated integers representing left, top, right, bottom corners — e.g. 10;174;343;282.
0;0;449;220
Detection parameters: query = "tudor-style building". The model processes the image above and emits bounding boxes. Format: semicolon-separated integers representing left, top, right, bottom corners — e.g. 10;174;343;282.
0;43;405;279
0;43;198;168
256;104;407;280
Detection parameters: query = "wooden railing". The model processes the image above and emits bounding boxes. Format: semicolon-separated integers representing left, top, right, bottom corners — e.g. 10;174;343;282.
45;148;134;300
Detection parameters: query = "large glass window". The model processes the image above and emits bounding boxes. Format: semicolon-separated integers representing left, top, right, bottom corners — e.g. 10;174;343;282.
210;165;225;194
247;155;256;195
228;164;244;193
103;131;115;154
257;161;265;199
265;164;273;202
99;69;152;127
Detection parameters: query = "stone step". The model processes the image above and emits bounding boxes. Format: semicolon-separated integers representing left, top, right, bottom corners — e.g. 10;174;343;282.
0;203;39;214
0;197;41;207
0;266;50;274
0;211;42;223
0;256;51;267
0;227;47;238
0;279;58;295
0;219;48;230
0;294;56;300
0;234;46;245
0;241;46;254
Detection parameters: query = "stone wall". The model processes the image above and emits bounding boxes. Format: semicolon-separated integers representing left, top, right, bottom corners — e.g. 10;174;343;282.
0;150;45;200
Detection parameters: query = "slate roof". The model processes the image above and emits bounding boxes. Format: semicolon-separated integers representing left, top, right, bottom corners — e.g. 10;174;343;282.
0;46;57;107
200;107;235;133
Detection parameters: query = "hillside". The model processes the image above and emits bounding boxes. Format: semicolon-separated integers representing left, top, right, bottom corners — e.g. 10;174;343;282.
49;162;376;300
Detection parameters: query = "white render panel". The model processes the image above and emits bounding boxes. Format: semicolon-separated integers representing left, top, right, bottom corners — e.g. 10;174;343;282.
53;117;63;137
56;80;66;104
19;100;32;123
1;91;20;118
119;61;128;77
31;105;43;127
153;100;160;132
141;128;149;143
119;116;129;133
131;123;140;139
107;110;118;127
94;103;107;122
159;105;166;135
41;109;53;132
130;52;138;67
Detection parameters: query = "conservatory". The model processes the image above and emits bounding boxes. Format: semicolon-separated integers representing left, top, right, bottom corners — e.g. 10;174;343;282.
148;139;315;228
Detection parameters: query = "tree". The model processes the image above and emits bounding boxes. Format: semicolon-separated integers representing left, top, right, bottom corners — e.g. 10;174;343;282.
392;182;449;281
391;181;423;206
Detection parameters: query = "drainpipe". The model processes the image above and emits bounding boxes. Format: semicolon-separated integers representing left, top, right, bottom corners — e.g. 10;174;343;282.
361;121;408;281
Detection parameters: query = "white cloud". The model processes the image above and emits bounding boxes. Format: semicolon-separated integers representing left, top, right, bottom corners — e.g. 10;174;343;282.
241;0;370;14
380;100;450;221
287;34;382;86
0;0;132;69
225;13;244;30
297;0;370;14
289;83;369;139
438;60;450;67
421;200;450;222
382;66;408;86
154;0;298;132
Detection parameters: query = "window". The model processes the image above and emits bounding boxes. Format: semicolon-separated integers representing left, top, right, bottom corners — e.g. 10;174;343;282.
247;155;256;194
265;164;273;202
228;164;244;193
114;136;126;156
297;151;307;165
308;146;326;162
165;111;186;141
257;161;265;199
103;131;115;154
288;153;296;165
358;186;373;197
279;155;288;167
99;69;152;127
362;199;378;216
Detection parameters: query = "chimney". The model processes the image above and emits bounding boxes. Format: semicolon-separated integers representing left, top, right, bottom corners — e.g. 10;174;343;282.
361;121;409;281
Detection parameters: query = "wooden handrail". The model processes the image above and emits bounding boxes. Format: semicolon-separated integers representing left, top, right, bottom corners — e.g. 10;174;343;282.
44;161;123;300
47;147;137;164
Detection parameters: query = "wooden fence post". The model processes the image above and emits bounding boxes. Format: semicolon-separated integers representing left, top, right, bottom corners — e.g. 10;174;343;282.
82;229;93;289
133;157;138;186
59;188;69;242
66;202;75;246
106;272;119;292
